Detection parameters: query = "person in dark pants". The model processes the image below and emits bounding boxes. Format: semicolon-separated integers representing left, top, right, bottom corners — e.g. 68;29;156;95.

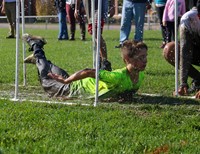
54;0;69;40
154;0;167;48
66;0;86;40
162;0;185;43
1;0;16;38
22;33;148;100
163;1;200;97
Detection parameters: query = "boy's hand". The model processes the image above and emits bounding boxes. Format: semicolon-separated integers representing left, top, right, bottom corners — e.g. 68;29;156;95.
173;86;188;96
195;90;200;99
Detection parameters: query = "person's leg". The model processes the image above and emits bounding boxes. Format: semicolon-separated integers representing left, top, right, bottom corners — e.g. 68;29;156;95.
49;61;69;78
99;35;107;59
61;11;69;40
166;21;173;42
58;11;63;40
22;34;71;97
79;2;86;41
5;3;16;37
33;46;69;79
179;26;194;87
79;19;86;40
169;21;175;42
119;0;133;44
99;20;112;71
33;45;70;97
66;4;76;40
133;3;146;42
156;6;167;47
10;2;16;37
87;19;112;71
187;38;200;92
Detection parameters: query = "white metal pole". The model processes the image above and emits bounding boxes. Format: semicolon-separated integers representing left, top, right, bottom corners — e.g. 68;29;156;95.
14;0;20;101
174;0;179;96
94;0;102;107
21;0;26;86
91;0;96;68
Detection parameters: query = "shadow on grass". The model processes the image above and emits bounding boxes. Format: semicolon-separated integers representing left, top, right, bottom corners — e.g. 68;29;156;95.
133;95;200;105
146;71;175;76
103;94;200;105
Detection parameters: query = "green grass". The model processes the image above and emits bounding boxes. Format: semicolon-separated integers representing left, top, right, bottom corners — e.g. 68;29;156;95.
0;100;200;153
0;26;200;153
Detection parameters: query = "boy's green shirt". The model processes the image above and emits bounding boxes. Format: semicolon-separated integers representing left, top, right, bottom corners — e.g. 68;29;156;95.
69;67;144;99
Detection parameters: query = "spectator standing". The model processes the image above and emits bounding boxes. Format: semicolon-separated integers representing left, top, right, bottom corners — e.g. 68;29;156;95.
1;0;16;39
154;0;167;48
116;0;152;48
162;0;185;43
54;0;69;40
75;0;115;71
66;0;86;40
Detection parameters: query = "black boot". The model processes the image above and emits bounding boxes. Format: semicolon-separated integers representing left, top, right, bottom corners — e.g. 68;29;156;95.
101;59;112;71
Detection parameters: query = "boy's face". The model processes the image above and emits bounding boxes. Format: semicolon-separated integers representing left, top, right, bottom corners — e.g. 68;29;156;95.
128;48;147;71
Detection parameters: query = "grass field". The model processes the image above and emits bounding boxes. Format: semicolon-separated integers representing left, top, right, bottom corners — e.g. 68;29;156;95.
0;26;200;153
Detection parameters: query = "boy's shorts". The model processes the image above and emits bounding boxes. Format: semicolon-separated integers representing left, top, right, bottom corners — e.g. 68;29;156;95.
88;19;105;35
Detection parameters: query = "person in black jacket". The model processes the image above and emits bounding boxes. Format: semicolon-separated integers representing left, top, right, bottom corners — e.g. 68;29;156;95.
54;0;69;40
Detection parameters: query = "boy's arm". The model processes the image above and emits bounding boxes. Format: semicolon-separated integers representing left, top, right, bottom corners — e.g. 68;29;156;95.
48;68;96;84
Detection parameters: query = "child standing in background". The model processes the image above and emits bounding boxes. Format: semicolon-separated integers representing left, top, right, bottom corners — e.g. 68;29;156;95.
66;0;86;41
162;0;185;42
154;0;167;48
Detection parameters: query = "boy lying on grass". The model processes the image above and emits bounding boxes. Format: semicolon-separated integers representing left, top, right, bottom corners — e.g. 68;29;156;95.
22;33;147;101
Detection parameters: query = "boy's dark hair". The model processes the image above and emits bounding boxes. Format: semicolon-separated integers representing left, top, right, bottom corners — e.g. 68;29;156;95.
120;40;148;61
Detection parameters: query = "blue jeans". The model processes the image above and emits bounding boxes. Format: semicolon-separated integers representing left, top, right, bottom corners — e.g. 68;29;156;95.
58;11;68;39
120;0;146;43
